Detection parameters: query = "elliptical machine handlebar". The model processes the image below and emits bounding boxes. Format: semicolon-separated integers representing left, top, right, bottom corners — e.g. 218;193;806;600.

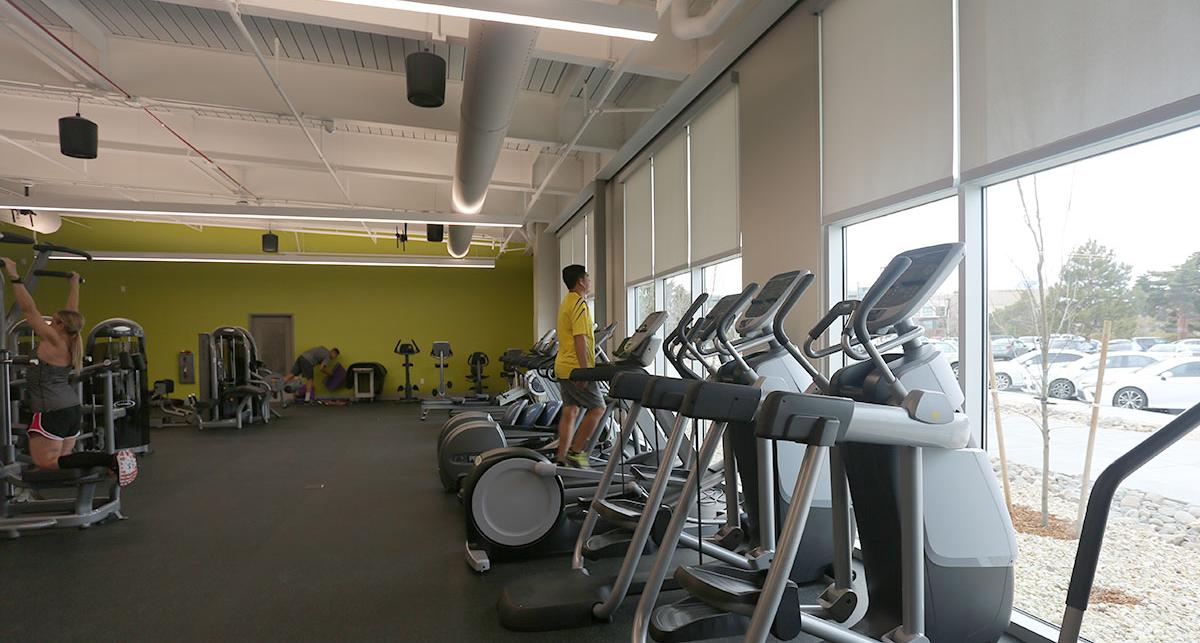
714;284;761;381
848;255;916;397
663;294;709;380
771;272;828;389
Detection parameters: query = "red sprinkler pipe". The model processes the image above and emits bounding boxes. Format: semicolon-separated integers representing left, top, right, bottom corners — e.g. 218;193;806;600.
4;0;260;200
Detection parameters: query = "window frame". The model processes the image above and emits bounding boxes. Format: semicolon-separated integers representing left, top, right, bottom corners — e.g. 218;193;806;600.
823;106;1200;643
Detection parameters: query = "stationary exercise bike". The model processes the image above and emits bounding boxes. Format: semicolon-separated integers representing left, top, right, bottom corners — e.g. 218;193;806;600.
465;351;489;400
394;339;420;403
430;341;453;398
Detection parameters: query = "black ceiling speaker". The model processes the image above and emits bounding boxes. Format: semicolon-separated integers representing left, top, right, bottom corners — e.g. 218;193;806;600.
262;232;279;253
59;113;98;159
406;50;446;108
426;224;444;243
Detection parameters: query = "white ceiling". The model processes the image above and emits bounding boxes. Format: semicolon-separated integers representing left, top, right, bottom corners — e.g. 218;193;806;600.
0;0;733;246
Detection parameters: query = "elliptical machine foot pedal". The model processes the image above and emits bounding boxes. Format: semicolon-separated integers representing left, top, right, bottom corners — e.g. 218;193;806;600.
649;596;750;642
583;529;653;561
465;543;491;573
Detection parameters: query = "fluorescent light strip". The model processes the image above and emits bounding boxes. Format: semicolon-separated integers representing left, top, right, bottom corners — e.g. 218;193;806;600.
50;251;495;268
321;0;658;41
0;204;523;228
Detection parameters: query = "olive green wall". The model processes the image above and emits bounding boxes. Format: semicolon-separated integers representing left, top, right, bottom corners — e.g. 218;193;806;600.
0;220;533;399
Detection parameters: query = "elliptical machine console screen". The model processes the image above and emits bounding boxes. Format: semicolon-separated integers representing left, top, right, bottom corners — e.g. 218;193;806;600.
864;242;964;333
693;293;743;341
735;270;805;335
614;310;668;360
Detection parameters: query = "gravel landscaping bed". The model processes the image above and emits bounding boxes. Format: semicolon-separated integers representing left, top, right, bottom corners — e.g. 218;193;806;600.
997;461;1200;642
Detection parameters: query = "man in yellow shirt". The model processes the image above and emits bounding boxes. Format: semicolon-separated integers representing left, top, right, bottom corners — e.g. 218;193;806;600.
555;264;606;468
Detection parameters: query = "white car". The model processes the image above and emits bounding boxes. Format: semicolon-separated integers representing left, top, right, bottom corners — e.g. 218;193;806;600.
1082;357;1200;411
1147;343;1200;358
1052;351;1164;400
994;349;1088;391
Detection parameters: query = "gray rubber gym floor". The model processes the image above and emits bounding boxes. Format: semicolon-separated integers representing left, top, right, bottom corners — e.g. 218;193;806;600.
2;404;790;642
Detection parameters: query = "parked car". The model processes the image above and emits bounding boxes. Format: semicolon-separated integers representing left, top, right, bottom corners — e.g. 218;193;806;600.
992;336;1022;361
1106;339;1138;352
1172;339;1200;353
929;340;959;376
1147;343;1200;357
1048;337;1098;353
1017;336;1040;354
993;349;1089;391
1082;358;1200;411
1054;351;1165;400
1133;336;1167;351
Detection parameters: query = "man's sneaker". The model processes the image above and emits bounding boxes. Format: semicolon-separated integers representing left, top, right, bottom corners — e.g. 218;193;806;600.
565;451;591;470
115;450;138;487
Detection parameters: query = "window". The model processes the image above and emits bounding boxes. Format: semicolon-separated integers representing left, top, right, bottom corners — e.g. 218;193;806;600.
630;282;656;334
984;125;1200;641
1167;362;1200;378
660;272;693;377
1127;355;1157;369
625;256;742;376
843;197;960;350
700;256;743;311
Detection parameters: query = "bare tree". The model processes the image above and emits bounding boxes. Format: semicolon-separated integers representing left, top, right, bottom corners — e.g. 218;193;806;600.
1013;174;1076;526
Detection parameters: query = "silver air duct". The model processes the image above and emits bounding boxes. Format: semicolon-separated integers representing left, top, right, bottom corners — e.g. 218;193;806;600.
447;21;538;258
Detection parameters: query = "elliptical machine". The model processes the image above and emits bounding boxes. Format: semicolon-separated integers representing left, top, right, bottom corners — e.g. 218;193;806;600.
394;339;420;403
633;243;1017;643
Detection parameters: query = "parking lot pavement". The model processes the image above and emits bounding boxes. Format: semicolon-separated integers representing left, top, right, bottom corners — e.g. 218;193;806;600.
986;403;1199;505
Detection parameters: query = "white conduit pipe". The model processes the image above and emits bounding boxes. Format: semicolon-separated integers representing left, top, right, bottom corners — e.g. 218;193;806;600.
447;21;538;258
670;0;744;40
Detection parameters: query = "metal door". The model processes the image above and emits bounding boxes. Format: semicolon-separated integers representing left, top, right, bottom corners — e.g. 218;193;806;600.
249;314;293;376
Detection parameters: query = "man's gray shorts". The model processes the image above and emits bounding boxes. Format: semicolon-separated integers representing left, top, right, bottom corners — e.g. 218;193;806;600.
561;380;605;409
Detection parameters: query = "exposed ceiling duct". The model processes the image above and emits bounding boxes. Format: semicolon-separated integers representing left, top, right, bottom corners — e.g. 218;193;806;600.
669;0;744;40
447;21;538;258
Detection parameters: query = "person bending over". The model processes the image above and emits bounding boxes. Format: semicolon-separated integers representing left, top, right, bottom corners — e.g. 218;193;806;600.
555;265;606;469
0;259;137;486
285;345;339;402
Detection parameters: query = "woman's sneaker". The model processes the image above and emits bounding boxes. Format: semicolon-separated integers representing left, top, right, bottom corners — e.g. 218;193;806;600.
115;450;138;486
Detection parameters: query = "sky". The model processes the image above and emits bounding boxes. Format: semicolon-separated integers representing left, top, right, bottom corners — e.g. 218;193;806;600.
844;125;1200;295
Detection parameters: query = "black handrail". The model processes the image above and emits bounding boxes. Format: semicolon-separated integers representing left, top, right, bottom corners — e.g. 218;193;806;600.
0;232;34;245
32;243;92;260
32;269;85;284
1058;401;1200;642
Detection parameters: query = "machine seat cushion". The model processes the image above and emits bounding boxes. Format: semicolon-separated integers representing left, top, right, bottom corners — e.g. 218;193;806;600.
224;385;267;399
16;466;109;487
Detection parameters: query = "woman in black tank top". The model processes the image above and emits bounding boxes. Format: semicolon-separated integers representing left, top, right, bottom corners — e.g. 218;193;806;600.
1;258;137;486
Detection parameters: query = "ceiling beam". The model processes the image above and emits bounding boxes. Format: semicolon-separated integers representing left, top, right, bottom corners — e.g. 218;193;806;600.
0;196;526;227
0;127;578;197
149;0;693;80
38;0;110;66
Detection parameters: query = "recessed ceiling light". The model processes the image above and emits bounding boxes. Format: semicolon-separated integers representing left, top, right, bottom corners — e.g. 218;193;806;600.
50;251;495;268
320;0;658;41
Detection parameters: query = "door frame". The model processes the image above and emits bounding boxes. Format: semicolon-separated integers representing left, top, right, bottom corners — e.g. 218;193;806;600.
248;313;294;375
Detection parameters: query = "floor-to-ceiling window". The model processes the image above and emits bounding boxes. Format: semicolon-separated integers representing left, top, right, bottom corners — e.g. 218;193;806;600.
983;126;1200;642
